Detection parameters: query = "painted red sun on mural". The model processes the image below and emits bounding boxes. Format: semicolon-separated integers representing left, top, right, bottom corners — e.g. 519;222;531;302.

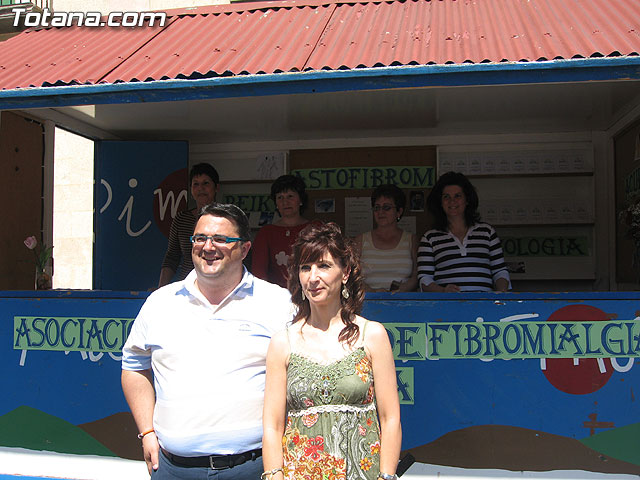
153;168;189;238
542;305;614;395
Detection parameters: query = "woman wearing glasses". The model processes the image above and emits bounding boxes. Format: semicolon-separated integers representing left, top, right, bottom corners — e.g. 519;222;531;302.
354;184;418;292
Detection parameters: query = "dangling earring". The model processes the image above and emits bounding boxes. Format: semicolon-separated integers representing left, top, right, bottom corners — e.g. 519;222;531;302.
341;283;350;299
396;216;401;222
301;289;306;301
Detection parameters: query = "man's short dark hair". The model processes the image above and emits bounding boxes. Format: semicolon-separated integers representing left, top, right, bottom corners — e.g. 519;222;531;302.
198;203;251;242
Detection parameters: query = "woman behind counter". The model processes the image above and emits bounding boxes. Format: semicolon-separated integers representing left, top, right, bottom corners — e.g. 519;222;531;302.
262;222;401;480
355;184;418;292
418;171;510;292
158;163;219;287
252;174;314;288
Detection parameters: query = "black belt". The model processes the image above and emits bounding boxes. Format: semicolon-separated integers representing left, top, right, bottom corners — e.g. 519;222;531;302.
161;448;262;469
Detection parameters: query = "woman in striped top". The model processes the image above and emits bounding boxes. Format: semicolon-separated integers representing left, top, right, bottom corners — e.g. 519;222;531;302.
158;163;219;287
355;184;418;292
418;172;510;293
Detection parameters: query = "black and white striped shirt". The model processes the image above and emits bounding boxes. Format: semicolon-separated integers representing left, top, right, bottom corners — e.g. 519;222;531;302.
417;223;510;292
161;209;196;281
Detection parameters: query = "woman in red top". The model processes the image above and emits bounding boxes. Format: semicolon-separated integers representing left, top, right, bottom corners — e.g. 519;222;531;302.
252;175;314;287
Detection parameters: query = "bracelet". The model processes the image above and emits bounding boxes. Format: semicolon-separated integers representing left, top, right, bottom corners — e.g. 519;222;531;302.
137;429;155;439
260;467;283;480
378;473;398;480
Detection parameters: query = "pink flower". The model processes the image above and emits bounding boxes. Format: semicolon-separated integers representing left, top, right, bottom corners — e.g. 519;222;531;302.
24;236;37;250
23;235;53;272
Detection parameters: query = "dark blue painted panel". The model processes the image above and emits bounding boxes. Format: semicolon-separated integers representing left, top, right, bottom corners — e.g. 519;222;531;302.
94;141;188;291
0;291;638;469
1;294;146;424
362;294;640;453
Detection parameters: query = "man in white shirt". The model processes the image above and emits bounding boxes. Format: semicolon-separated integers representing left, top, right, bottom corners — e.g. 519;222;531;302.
122;203;293;479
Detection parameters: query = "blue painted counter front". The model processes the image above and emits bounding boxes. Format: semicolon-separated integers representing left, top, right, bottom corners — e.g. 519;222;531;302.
1;290;638;476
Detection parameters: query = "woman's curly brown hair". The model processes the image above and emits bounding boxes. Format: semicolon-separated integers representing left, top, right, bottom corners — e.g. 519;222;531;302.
287;222;365;346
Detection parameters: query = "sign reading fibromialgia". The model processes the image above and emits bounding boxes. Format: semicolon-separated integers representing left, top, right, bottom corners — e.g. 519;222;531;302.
14;317;134;353
292;166;435;190
15;317;639;360
428;320;640;360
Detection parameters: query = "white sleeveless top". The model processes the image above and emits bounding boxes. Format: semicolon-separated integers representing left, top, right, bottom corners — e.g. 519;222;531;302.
361;230;413;290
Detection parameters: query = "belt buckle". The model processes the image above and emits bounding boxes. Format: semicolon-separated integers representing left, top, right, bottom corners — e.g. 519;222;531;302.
209;455;228;470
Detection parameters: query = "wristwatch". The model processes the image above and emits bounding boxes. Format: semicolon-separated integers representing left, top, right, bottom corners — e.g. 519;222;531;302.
378;473;398;480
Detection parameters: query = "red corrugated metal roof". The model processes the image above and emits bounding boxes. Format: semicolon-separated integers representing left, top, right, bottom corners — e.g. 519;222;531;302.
0;0;638;90
103;4;337;83
0;22;169;88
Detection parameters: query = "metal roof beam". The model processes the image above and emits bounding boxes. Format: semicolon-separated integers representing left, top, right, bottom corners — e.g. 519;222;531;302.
0;57;638;111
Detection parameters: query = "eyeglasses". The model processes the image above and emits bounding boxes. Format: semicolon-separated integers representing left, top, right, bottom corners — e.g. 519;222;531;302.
190;234;244;245
372;205;396;212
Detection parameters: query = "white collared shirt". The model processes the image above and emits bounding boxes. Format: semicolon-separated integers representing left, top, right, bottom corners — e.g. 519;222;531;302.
122;268;293;456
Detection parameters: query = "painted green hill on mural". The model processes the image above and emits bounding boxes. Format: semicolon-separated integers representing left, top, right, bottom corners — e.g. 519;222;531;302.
0;406;116;456
580;422;640;466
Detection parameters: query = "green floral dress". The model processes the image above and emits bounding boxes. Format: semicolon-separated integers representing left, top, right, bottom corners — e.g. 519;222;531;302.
283;339;380;480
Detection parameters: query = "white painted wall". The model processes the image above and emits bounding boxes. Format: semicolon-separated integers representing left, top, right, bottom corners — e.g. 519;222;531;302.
52;127;94;289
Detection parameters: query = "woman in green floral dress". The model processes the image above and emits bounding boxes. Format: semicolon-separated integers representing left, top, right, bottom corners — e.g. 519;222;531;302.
263;222;401;480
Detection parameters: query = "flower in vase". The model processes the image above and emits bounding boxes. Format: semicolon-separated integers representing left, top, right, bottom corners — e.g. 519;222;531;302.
24;235;53;273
